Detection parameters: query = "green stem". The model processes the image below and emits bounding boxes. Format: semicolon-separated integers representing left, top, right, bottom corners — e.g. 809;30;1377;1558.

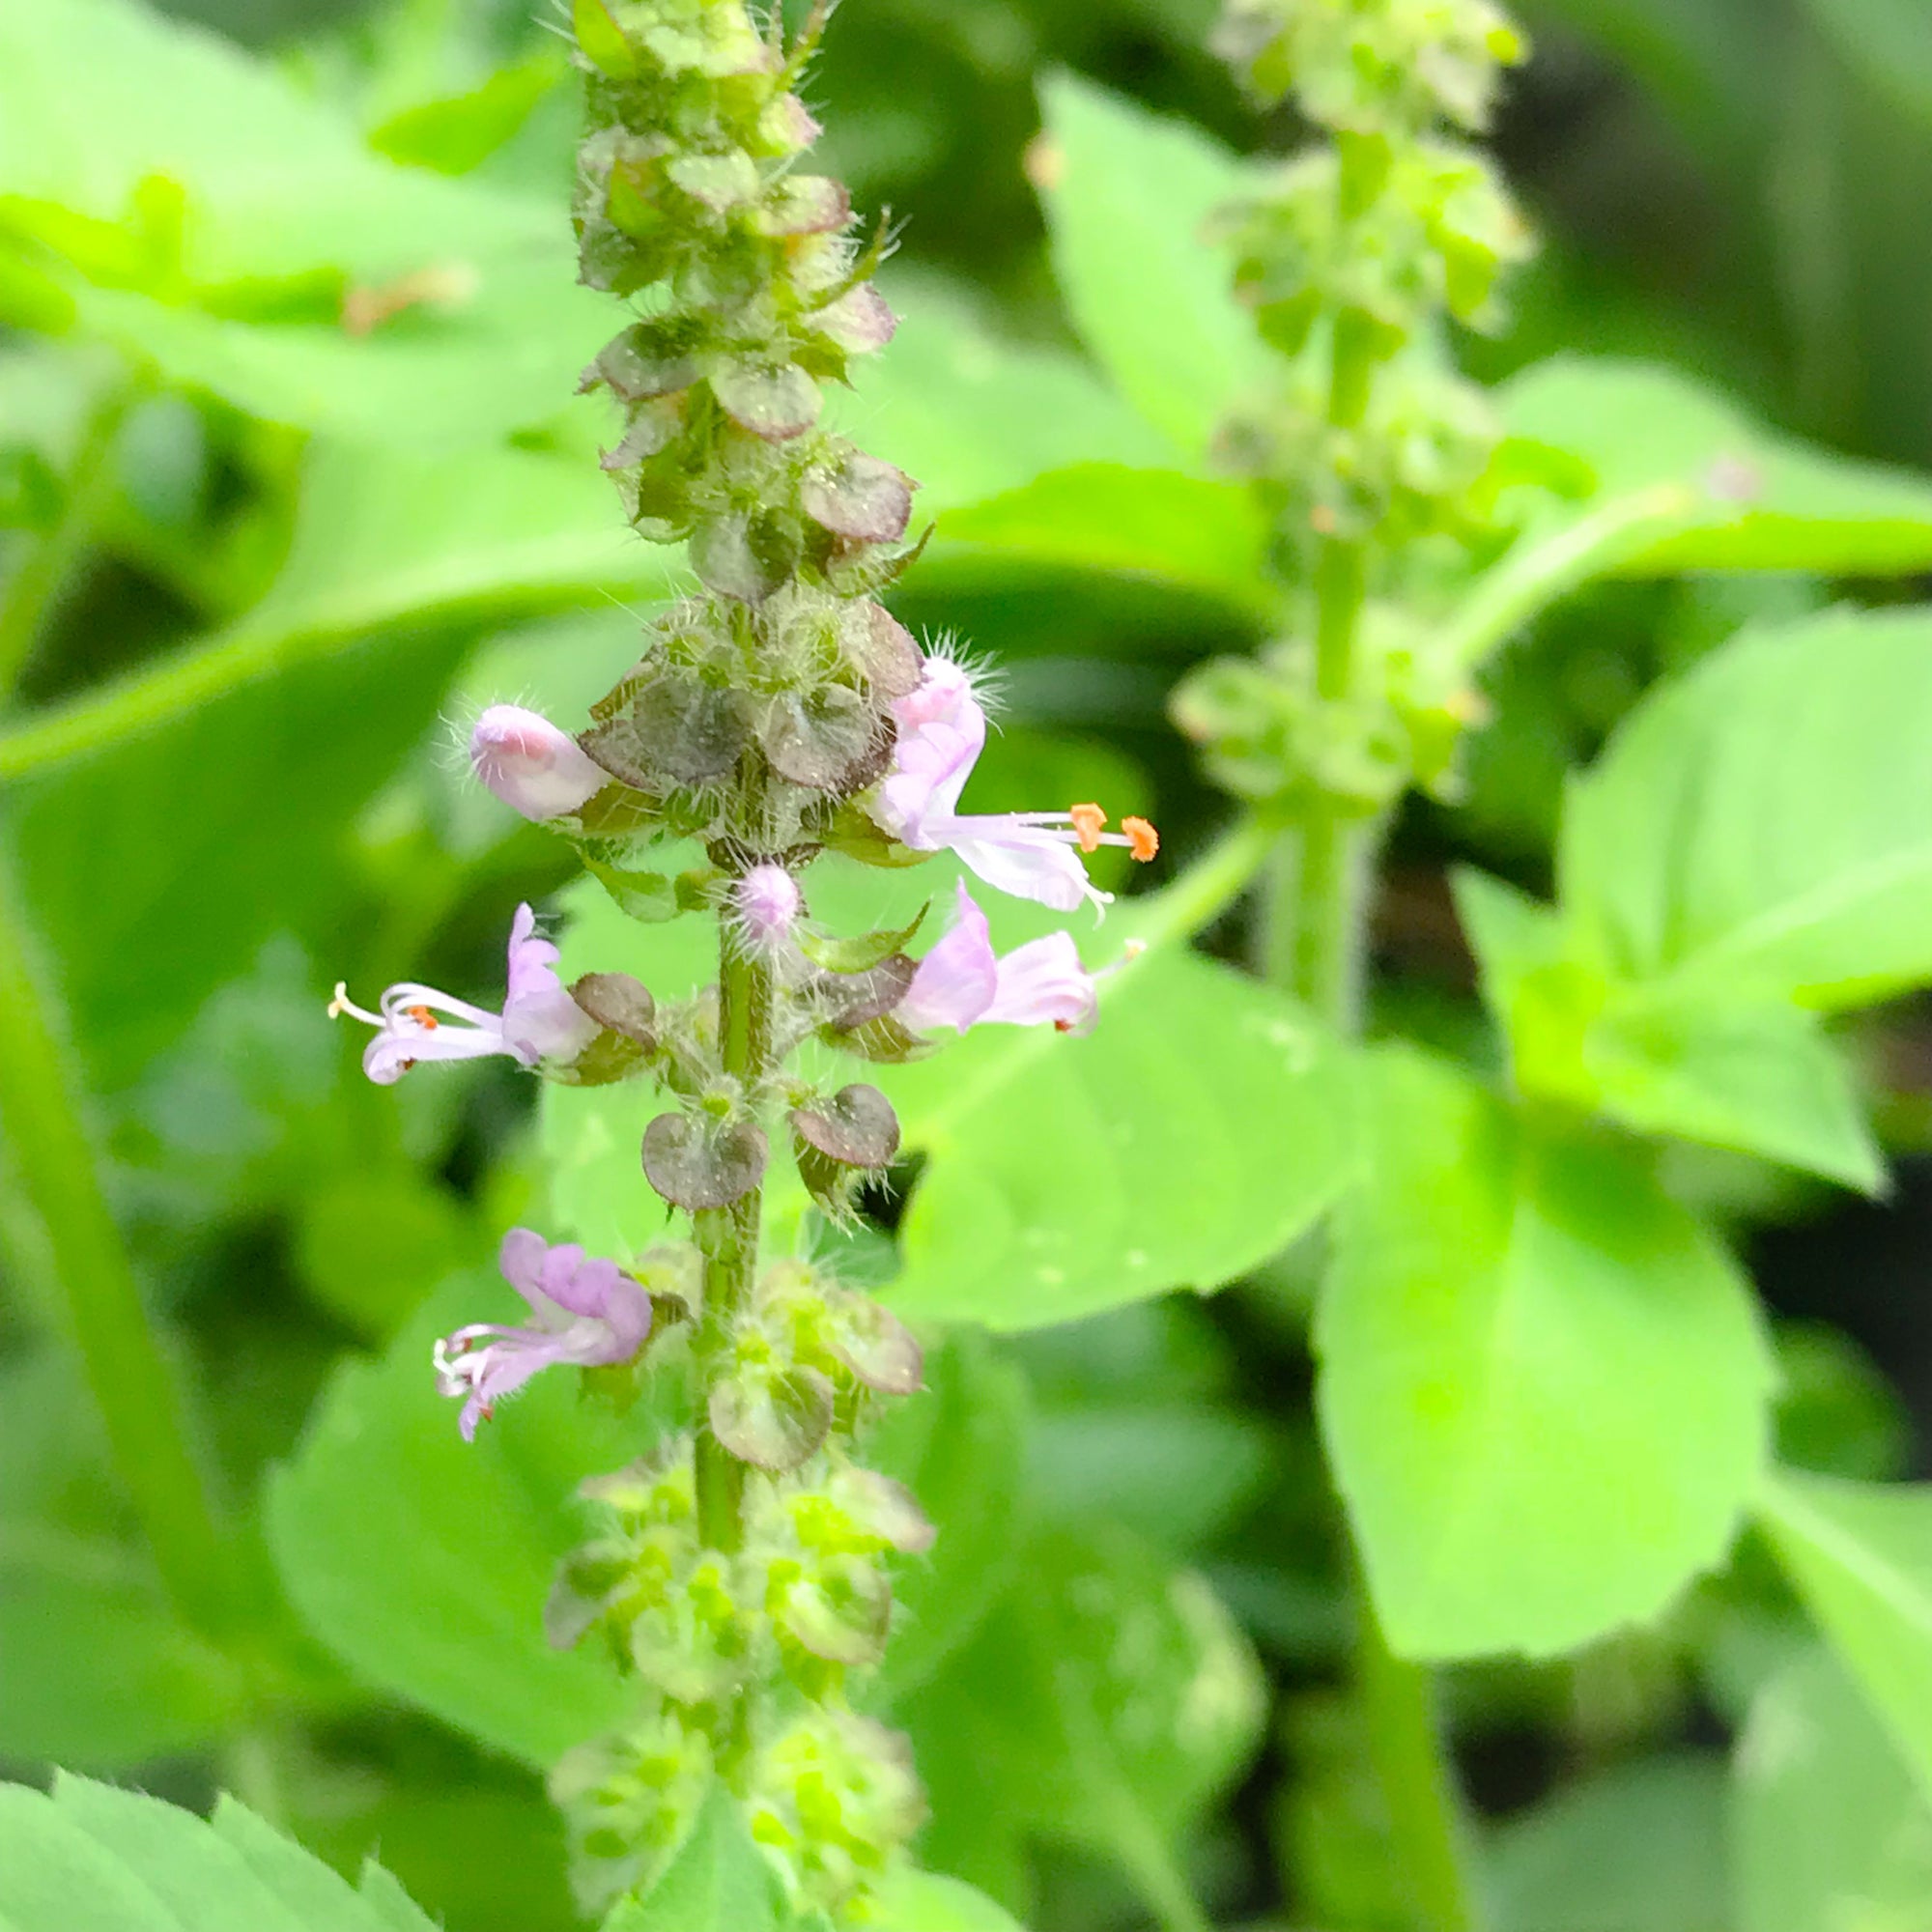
1263;148;1487;1932
0;845;236;1636
0;383;133;701
1360;1606;1482;1932
693;941;770;1554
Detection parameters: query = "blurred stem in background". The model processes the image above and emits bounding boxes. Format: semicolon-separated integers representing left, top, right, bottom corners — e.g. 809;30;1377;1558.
0;380;134;702
0;843;239;1640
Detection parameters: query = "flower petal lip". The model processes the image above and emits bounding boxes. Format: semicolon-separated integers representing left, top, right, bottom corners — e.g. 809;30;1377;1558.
895;881;999;1034
868;657;1157;918
437;1228;653;1439
469;703;608;821
893;883;1139;1038
330;902;596;1083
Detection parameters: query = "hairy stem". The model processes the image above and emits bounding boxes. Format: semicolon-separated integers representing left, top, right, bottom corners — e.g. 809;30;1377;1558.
0;383;132;703
694;939;771;1554
0;846;235;1636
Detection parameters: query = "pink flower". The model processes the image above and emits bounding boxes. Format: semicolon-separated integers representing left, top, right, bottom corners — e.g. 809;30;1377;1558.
469;704;608;821
870;658;1158;918
895;881;1141;1036
329;903;596;1084
434;1229;652;1440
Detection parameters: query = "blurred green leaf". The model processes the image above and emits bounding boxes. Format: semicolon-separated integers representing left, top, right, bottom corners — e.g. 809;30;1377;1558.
1772;1323;1911;1485
600;1784;781;1932
1028;1404;1278;1555
1319;1045;1774;1660
1490;1754;1730;1932
0;439;675;789
0;1775;437;1932
1731;1647;1932;1932
868;1333;1029;1706
901;1521;1264;1924
1559;609;1932;1010
368;53;567;177
933;465;1274;611
1457;868;1882;1190
0;1547;244;1768
294;1172;480;1340
872;1869;1029;1932
865;287;1173;517
1502;358;1932;577
548;838;1357;1332
0;0;554;285
53;257;608;453
1758;1470;1932;1810
1034;72;1265;460
1796;0;1932;131
0;0;608;452
290;1767;578;1932
10;622;466;1087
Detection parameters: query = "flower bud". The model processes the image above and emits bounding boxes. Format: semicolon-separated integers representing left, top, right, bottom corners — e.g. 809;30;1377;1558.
735;863;804;951
469;704;608;820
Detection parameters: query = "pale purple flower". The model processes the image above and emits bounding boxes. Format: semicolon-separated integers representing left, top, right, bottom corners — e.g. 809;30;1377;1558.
469;704;608;821
434;1229;652;1440
869;658;1158;919
895;881;1141;1037
734;863;804;953
329;903;596;1084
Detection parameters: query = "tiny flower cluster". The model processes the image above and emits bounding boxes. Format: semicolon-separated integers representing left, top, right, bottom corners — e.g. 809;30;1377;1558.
323;0;1167;1918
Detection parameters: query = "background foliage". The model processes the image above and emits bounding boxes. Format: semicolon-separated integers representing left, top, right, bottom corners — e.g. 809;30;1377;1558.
8;0;1932;1927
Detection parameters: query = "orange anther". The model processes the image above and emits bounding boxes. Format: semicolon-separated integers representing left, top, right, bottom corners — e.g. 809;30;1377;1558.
1122;815;1159;862
1068;802;1107;854
405;1005;440;1029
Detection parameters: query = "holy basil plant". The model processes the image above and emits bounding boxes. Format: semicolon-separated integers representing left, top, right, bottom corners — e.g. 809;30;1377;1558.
4;0;1932;1929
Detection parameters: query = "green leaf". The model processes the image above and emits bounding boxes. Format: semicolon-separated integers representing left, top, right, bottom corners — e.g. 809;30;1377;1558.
1318;1046;1775;1660
0;1555;245;1769
797;902;929;974
547;838;1356;1332
1502;357;1932;577
1028;1404;1279;1556
1456;869;1883;1190
870;1869;1029;1932
865;286;1172;517
0;1350;246;1767
1796;0;1932;130
0;439;676;789
600;1785;781;1932
1757;1469;1932;1809
932;465;1274;612
368;53;565;176
868;1333;1029;1706
900;1522;1264;1924
0;1775;435;1932
53;259;610;453
1559;608;1932;1009
1490;1755;1730;1932
1731;1647;1932;1932
1034;73;1266;459
10;619;468;1087
266;1271;638;1768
